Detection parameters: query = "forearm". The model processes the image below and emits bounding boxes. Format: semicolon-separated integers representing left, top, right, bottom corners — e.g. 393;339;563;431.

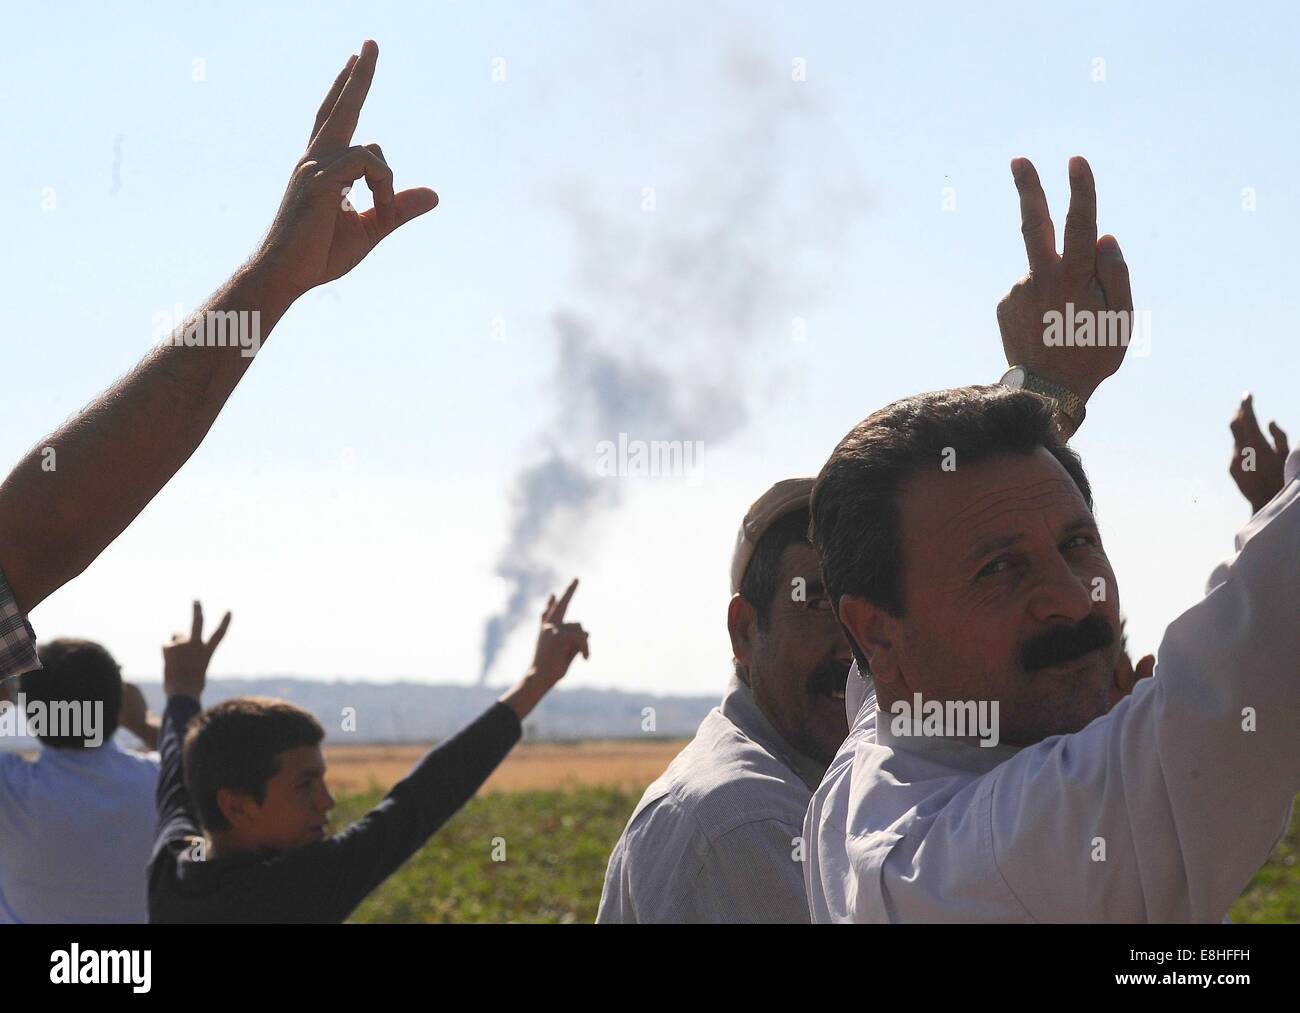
313;700;522;918
155;694;203;832
0;264;295;613
498;668;558;722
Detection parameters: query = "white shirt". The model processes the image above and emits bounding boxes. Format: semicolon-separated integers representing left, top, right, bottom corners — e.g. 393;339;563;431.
804;450;1300;923
0;739;159;923
597;675;828;923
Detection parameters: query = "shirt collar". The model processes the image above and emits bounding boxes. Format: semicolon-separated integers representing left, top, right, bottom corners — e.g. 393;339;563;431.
845;660;874;725
720;674;828;790
874;699;1022;775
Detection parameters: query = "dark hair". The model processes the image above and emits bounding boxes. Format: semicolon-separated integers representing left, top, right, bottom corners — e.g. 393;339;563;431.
739;506;813;633
23;639;122;749
183;697;325;832
811;386;1092;662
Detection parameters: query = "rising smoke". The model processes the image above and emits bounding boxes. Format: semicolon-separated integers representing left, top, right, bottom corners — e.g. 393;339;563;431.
479;48;863;681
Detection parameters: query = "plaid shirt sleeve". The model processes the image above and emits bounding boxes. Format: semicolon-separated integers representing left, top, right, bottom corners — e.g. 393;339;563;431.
0;564;40;680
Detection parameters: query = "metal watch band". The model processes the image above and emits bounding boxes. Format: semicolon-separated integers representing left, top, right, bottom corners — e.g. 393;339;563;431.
999;366;1087;438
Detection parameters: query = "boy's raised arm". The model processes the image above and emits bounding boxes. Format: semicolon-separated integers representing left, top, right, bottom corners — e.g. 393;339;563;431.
288;581;590;921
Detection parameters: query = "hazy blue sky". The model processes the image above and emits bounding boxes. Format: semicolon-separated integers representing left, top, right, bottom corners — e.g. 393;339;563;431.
4;1;1295;697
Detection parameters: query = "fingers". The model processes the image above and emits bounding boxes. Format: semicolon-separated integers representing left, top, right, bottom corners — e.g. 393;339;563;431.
206;611;232;653
559;622;590;660
310;53;358;146
1062;156;1098;278
1113;649;1135;694
1269;421;1290;459
1011;157;1057;274
1228;396;1247;442
309;39;379;156
190;600;203;643
320;146;394;207
1231;393;1265;445
551;578;579;623
1095;234;1132;313
358;186;439;240
362;143;395;232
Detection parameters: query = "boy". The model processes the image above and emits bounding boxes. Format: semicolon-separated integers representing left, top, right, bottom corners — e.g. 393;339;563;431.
149;584;589;923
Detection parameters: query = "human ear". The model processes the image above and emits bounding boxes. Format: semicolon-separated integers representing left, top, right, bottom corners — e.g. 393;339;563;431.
838;595;902;686
727;594;758;682
217;787;259;831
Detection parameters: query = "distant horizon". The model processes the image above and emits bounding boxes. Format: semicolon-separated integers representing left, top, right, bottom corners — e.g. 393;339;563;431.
112;672;723;699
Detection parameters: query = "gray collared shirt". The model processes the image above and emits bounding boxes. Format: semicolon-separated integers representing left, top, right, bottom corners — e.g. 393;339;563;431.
596;674;829;923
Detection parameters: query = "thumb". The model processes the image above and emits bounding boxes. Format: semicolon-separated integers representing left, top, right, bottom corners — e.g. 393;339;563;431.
359;187;438;243
1136;654;1156;681
392;187;439;230
1269;421;1289;460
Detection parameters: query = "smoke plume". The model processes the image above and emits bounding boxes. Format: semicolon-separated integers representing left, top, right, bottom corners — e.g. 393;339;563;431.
479;48;863;681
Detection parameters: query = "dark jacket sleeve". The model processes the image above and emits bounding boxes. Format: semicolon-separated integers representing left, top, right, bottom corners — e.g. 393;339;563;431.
275;701;522;921
150;695;203;862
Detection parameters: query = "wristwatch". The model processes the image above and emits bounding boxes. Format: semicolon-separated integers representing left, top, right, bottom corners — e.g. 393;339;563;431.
999;366;1087;439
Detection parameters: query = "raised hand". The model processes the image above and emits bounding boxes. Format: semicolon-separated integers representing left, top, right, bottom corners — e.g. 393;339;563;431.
118;681;160;750
1229;394;1290;514
118;681;148;733
253;40;439;300
500;579;590;721
997;156;1133;402
531;579;590;685
162;601;232;700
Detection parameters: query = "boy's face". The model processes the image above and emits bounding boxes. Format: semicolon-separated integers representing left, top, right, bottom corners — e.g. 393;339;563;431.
228;745;335;853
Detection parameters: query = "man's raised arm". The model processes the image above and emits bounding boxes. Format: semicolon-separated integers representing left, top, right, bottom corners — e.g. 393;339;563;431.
0;40;436;614
994;155;1133;439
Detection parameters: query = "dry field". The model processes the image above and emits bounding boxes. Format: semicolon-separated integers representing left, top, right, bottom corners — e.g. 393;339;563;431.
323;738;689;795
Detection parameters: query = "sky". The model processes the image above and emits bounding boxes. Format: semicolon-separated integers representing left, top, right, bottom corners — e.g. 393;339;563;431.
2;1;1295;698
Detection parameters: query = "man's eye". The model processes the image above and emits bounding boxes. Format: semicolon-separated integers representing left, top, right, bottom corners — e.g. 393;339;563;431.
808;596;833;612
976;558;1013;580
1062;534;1096;551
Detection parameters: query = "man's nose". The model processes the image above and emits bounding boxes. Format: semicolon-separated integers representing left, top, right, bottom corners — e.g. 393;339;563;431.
318;786;336;813
1026;554;1094;624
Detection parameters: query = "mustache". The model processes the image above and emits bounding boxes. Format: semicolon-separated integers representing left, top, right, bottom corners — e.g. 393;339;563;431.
809;658;852;696
1019;613;1115;671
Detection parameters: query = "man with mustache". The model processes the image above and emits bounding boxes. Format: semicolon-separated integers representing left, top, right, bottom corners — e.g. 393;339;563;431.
803;156;1300;922
597;479;855;922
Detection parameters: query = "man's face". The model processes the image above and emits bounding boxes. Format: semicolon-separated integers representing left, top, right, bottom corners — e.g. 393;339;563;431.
748;543;855;767
885;448;1120;746
239;745;335;853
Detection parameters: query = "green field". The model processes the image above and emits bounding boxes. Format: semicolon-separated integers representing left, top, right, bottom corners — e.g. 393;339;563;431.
335;787;1300;923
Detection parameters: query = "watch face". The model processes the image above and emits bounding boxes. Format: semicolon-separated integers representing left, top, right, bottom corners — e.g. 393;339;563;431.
1000;366;1027;388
